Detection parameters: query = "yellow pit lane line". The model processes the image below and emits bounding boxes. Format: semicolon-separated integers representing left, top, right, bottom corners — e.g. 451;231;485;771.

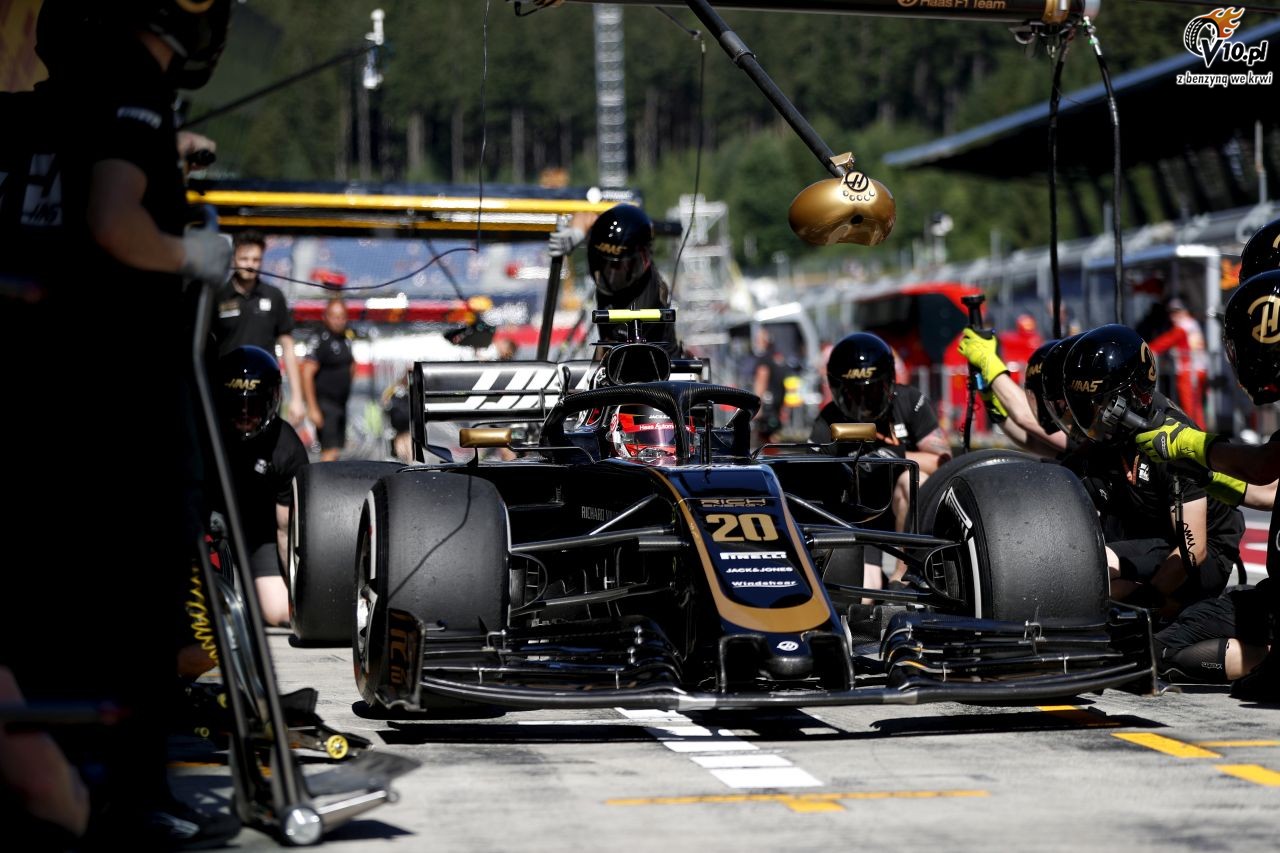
1035;705;1119;727
1215;765;1280;787
1198;740;1280;748
607;790;989;813
1112;733;1222;758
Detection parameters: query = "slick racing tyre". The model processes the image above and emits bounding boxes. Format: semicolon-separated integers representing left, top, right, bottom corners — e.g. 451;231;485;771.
355;471;508;712
930;461;1107;621
918;448;1034;532
290;461;402;644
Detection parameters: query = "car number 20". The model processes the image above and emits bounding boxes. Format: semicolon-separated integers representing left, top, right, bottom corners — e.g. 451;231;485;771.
706;512;779;542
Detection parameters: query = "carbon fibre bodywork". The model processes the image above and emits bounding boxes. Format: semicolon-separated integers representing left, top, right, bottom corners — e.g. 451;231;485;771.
355;368;1157;713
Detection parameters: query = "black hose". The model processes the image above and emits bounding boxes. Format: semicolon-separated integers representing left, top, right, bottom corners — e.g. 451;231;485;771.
1084;17;1124;325
1047;32;1071;340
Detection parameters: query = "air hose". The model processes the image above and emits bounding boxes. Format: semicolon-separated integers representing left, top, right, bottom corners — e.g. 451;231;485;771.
187;561;218;664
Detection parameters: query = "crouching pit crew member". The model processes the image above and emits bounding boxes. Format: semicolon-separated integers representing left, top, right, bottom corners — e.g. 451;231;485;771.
1136;268;1280;701
1058;324;1244;621
214;346;310;626
809;332;953;590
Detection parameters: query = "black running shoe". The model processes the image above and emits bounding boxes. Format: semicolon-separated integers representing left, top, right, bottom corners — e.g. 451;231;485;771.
142;798;240;850
1231;650;1280;703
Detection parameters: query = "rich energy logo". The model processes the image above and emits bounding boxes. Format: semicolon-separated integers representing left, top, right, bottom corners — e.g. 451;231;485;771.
1177;8;1272;87
1248;294;1280;344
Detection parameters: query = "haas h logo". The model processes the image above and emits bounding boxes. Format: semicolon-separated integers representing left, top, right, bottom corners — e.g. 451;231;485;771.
1140;341;1156;382
1248;295;1280;344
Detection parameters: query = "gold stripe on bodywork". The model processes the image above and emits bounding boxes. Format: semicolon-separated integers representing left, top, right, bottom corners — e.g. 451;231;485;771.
653;470;832;634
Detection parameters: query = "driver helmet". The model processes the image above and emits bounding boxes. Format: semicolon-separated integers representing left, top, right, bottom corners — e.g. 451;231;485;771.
607;405;694;465
587;204;654;296
1061;324;1157;444
825;332;895;423
1223;269;1280;405
217;345;282;441
1039;333;1085;440
1022;338;1060;434
1240;217;1280;283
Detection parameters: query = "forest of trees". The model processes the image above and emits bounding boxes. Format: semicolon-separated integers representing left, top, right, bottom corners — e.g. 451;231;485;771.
188;0;1200;273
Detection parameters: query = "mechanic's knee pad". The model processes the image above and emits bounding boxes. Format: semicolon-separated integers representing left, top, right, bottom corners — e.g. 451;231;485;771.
1158;638;1229;684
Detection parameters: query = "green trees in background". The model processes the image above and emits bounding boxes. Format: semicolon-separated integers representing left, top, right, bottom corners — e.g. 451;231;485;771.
191;0;1195;271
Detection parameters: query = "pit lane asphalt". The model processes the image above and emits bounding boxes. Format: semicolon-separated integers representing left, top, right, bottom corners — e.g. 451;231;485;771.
170;629;1279;851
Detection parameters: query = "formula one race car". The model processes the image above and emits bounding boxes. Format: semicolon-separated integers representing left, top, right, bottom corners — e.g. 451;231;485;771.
289;313;1157;713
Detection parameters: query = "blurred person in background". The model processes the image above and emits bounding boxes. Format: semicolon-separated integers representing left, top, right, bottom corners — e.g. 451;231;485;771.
752;327;786;445
1148;296;1208;428
213;230;307;424
301;298;356;462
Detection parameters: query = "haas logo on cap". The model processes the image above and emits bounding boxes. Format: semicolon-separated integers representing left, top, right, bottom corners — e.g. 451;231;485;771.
225;378;262;391
1248;295;1280;345
593;242;625;256
841;367;877;380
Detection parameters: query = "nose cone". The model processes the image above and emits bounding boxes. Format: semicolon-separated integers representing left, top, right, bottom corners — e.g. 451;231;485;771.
789;172;896;247
762;637;814;680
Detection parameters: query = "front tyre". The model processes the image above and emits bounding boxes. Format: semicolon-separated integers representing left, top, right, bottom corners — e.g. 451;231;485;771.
354;471;509;711
930;461;1107;621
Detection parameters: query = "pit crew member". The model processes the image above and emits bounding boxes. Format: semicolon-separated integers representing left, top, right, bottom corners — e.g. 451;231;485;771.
1059;324;1244;618
1136;268;1280;701
215;346;310;626
809;332;953;587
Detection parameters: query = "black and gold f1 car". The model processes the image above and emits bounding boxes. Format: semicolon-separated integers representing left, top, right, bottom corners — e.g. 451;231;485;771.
289;324;1157;714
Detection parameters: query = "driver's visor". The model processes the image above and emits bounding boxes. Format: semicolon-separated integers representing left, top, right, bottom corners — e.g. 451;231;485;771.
592;251;646;293
616;413;678;448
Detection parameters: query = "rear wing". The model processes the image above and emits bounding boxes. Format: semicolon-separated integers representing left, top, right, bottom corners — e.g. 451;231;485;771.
409;359;596;461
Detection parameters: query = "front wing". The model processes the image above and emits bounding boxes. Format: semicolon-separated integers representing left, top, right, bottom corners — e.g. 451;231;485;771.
373;606;1159;712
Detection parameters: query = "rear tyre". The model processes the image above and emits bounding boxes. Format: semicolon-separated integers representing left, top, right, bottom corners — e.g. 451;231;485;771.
290;461;403;644
930;461;1107;621
354;471;508;711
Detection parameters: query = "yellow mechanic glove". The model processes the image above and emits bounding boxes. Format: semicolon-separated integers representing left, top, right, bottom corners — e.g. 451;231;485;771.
1206;472;1247;507
1135;417;1216;467
958;328;1009;386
